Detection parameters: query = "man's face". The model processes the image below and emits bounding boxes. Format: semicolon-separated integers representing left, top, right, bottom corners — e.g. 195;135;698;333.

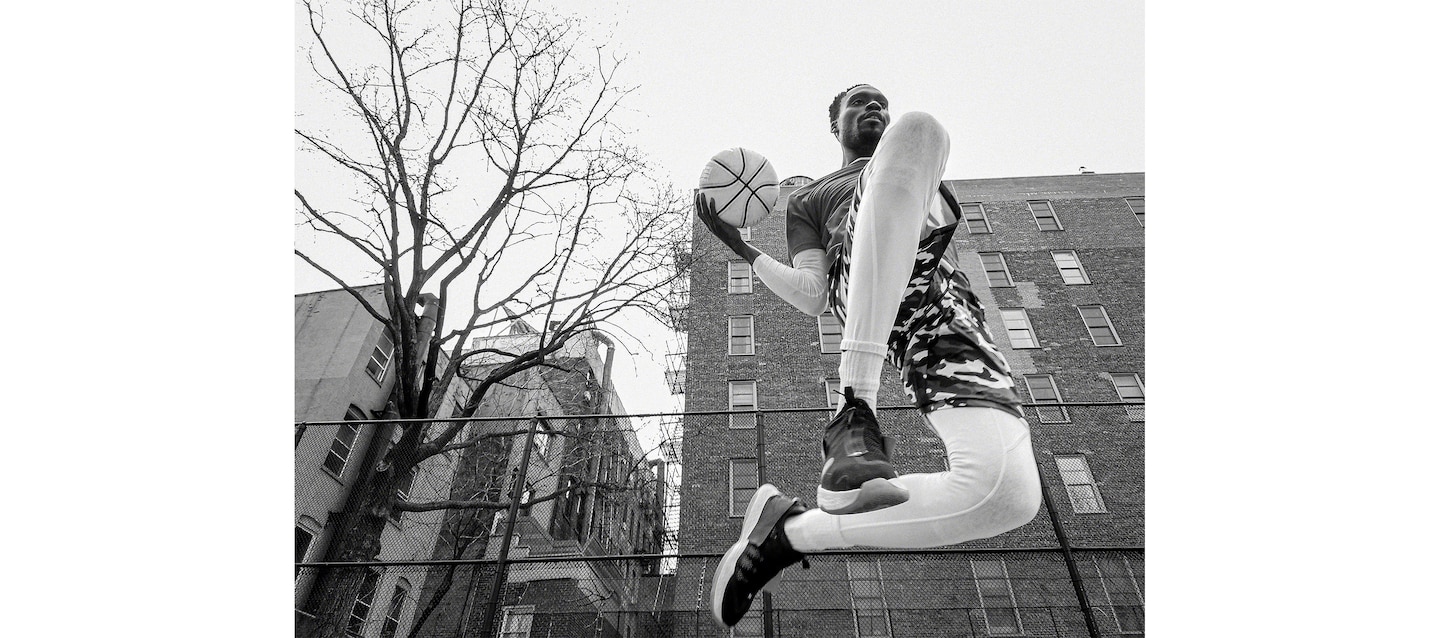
833;85;889;154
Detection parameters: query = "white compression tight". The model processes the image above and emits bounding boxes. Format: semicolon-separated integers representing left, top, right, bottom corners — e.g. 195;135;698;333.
839;111;952;407
784;406;1041;551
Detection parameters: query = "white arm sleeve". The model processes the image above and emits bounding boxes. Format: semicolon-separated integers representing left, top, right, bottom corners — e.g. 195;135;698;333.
753;248;829;316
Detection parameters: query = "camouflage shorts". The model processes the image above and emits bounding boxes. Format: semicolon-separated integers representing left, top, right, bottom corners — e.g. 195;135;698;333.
827;191;1022;416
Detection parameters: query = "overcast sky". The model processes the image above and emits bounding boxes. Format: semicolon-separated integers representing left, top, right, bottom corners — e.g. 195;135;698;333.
294;0;1144;419
547;0;1143;184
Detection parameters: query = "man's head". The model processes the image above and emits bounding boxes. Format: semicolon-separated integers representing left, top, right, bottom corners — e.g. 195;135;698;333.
828;84;888;157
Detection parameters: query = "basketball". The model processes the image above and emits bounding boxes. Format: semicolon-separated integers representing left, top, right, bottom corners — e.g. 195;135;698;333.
698;148;779;228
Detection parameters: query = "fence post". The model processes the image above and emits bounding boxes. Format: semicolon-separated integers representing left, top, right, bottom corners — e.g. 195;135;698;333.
754;409;776;638
1032;434;1103;638
478;415;541;638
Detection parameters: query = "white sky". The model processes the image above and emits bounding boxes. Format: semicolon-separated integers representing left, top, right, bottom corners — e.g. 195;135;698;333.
549;0;1143;184
294;0;1144;416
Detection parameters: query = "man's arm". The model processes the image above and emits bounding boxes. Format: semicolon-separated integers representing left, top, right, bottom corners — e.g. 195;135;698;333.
694;193;829;316
753;249;828;316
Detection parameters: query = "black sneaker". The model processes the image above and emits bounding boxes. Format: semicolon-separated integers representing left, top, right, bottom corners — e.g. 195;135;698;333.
711;484;809;627
817;387;910;514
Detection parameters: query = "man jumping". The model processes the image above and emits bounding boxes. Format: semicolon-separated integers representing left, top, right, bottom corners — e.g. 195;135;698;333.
696;84;1043;627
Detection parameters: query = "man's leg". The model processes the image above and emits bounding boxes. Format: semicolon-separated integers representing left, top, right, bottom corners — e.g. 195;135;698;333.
817;112;951;514
839;111;950;409
793;406;1041;550
711;406;1041;626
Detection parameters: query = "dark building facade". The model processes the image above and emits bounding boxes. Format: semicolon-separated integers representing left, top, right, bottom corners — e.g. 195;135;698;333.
673;172;1145;637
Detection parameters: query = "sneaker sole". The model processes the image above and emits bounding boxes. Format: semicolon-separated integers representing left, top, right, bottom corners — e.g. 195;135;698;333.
711;483;780;626
817;478;910;515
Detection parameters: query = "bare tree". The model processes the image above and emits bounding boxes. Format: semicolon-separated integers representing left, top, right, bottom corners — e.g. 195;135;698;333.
294;0;687;635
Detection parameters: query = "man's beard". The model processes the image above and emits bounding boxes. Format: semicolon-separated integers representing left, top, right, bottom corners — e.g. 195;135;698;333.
843;126;882;156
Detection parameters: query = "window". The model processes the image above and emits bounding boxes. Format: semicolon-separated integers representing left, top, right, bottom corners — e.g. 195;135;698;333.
728;260;753;294
1056;455;1106;513
1109;373;1145;422
390;467;415;522
729;459;758;517
498;605;534;638
1125;196;1144;226
1051;251;1090;284
849;559;892;637
1077;305;1122;346
378;578;410;638
818;312;843;354
1094;556;1144;633
1023;374;1069;423
978;253;1013;287
519;482;534;516
295;526;314;578
532;422;553;459
346;568;381;637
729;380;757;429
323;423;362;477
729;315;755;355
999;309;1038;349
972;559;1023;635
731;616;763;637
826;378;844;411
960;202;992;233
1027;200;1062;231
365;329;396;383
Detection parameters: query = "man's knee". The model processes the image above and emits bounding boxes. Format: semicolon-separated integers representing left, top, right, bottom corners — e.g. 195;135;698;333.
888;112;949;149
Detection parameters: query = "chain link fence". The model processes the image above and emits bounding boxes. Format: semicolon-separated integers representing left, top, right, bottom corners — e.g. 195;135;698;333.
296;403;1142;637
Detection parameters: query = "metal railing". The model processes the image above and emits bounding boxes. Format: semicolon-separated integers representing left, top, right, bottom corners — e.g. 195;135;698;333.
295;403;1143;638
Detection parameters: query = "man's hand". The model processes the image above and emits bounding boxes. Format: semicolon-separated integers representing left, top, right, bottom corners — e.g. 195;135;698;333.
695;193;760;263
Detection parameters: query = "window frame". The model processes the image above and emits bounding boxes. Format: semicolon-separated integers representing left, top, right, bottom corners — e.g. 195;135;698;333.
960;202;992;234
1051;250;1091;285
1027;199;1063;231
1093;556;1145;634
378;578;411;638
365;328;396;384
346;567;382;637
1022;374;1070;423
825;378;843;412
728;260;753;294
1077;305;1123;346
323;422;362;478
390;466;416;522
1108;373;1145;422
817;312;843;354
498;604;535;638
978;252;1014;288
295;526;315;579
728;315;756;356
729;458;758;517
971;559;1024;636
728;380;757;429
999;308;1039;349
1125;196;1145;227
1056;455;1107;514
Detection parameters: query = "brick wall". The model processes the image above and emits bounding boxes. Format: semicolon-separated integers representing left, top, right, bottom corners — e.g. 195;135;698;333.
677;172;1145;629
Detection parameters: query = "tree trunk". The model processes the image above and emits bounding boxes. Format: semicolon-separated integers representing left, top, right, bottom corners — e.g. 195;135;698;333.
298;423;402;638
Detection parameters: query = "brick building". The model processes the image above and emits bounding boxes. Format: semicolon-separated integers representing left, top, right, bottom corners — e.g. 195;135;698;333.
294;285;477;637
673;172;1145;637
407;320;670;638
